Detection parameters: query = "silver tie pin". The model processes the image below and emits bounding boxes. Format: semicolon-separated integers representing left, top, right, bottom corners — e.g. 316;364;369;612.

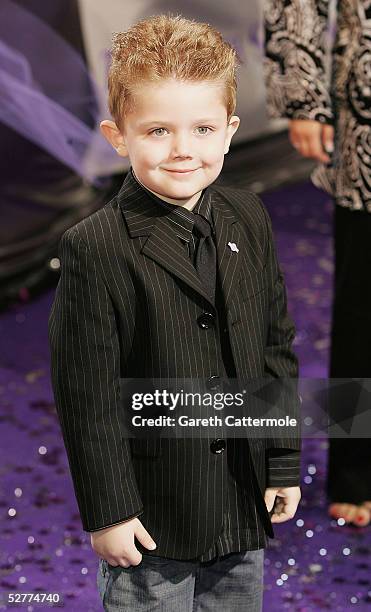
228;241;239;253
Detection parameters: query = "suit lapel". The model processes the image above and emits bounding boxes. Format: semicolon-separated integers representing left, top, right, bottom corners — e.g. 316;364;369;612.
118;171;211;303
141;216;212;304
118;171;246;309
211;190;245;308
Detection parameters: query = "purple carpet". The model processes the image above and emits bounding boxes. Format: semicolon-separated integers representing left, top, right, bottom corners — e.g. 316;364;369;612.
1;180;370;611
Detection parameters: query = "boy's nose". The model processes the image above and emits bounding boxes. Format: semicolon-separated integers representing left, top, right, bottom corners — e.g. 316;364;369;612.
170;134;193;158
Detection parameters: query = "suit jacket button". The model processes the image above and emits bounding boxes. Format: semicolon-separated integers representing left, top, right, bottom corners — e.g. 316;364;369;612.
210;438;226;454
207;375;221;391
197;312;215;329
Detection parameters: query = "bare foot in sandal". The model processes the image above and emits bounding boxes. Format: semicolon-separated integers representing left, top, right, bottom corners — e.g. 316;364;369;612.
329;502;371;526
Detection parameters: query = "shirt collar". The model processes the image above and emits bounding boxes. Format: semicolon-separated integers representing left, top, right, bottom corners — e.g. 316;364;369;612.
130;167;214;242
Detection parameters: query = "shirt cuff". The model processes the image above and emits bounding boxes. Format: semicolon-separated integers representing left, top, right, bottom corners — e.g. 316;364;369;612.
85;510;144;532
266;450;301;488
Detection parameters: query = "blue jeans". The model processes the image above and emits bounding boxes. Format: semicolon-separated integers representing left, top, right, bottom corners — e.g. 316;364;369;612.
97;549;264;611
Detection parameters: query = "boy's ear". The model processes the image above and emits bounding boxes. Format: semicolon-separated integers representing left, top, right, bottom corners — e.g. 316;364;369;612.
100;120;128;157
224;115;240;154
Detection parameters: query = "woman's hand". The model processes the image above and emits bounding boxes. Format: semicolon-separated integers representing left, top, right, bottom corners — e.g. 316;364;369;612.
289;119;334;164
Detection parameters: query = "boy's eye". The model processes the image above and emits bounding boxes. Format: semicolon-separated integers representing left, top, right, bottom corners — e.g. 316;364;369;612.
150;128;168;136
195;126;212;135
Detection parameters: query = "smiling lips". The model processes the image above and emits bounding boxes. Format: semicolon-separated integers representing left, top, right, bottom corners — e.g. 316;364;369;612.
163;168;198;174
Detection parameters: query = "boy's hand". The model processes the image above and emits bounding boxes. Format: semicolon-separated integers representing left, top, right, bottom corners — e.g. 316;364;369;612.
264;486;301;523
289;119;334;164
90;517;157;567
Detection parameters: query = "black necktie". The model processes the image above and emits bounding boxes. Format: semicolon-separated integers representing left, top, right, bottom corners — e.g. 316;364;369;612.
192;214;216;303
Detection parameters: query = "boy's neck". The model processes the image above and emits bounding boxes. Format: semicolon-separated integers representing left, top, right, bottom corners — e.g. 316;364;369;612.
132;169;202;211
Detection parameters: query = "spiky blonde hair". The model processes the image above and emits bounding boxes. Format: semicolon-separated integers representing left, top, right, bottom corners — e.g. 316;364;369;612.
107;14;239;129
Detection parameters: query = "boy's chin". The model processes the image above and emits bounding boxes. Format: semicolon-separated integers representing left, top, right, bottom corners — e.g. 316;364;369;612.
152;182;204;200
164;188;201;200
161;178;213;199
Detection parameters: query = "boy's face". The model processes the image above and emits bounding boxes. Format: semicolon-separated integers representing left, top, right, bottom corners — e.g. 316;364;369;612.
101;78;240;210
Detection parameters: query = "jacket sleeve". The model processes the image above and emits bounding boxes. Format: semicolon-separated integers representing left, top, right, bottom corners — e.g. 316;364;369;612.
260;197;302;480
48;227;143;532
263;0;335;125
253;195;302;467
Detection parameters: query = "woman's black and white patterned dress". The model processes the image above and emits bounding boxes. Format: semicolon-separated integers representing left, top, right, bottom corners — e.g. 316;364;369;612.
264;0;371;505
264;0;371;211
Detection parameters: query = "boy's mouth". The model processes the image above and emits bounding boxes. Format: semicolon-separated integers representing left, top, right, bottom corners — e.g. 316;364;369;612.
163;168;199;174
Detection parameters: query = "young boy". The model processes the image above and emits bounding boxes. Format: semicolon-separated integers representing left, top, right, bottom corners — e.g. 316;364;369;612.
48;14;301;611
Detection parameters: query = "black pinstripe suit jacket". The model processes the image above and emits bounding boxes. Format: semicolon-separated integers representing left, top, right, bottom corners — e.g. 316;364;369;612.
48;169;301;560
